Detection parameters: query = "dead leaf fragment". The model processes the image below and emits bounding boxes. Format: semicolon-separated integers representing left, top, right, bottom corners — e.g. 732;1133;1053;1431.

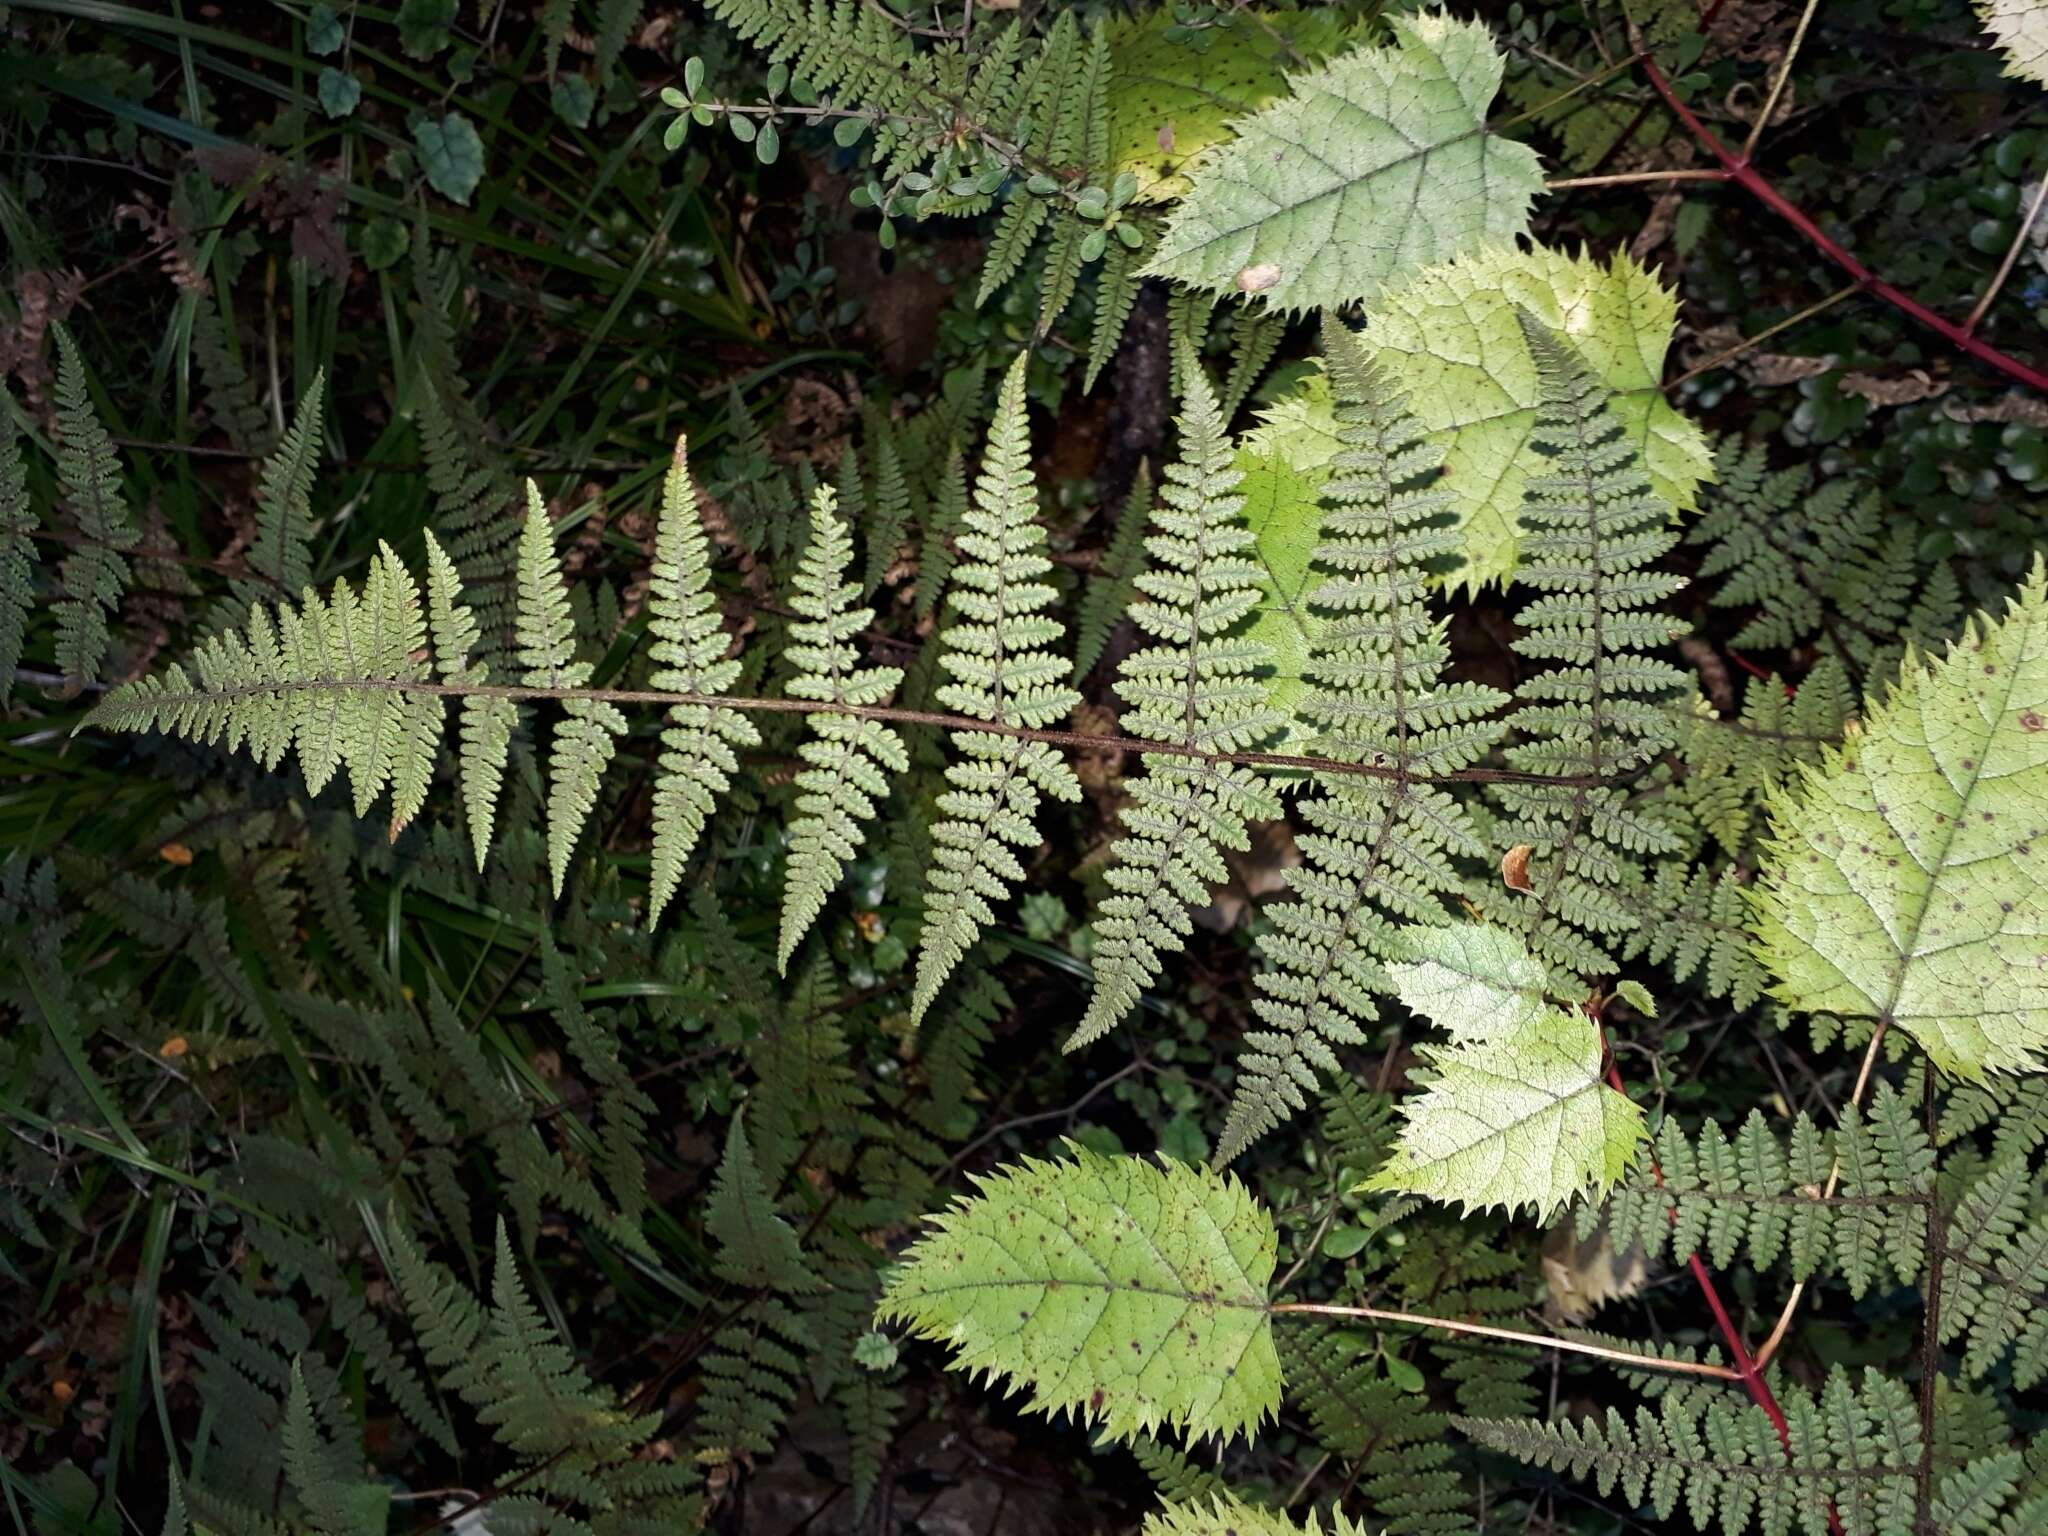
1542;1221;1651;1322
1501;844;1534;892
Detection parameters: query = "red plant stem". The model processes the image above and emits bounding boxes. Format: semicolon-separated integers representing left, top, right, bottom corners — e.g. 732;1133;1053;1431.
1600;1053;1845;1536
1636;54;2048;394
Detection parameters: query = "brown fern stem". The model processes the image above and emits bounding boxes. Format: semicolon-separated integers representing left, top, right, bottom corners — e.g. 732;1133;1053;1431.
94;674;1599;789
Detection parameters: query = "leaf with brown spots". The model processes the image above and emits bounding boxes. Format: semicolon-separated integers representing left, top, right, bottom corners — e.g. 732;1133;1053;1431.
1756;558;2048;1076
875;1143;1280;1443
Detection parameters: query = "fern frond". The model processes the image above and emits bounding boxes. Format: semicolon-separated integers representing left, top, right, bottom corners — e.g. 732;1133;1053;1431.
706;1114;823;1293
912;354;1082;1021
90;544;442;825
1691;437;1962;685
1222;323;1505;1163
645;437;760;924
52;325;138;691
779;482;908;968
861;412;913;600
1069;364;1283;1049
1471;312;1688;981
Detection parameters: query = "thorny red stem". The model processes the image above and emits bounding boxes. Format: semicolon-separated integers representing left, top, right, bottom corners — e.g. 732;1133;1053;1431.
1636;54;2048;394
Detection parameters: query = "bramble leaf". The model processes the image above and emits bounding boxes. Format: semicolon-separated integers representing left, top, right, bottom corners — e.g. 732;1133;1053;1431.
1368;924;1645;1218
876;1144;1281;1443
1754;560;2048;1077
1979;0;2048;87
1104;8;1358;204
1144;12;1543;313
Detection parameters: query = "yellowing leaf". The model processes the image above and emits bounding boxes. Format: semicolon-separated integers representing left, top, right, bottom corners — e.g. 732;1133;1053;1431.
1755;561;2048;1077
1144;12;1543;313
1368;243;1712;592
876;1144;1281;1443
1104;9;1359;204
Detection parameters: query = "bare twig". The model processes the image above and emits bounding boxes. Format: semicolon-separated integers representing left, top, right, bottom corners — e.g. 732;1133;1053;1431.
1270;1303;1744;1380
1739;0;1825;162
1546;168;1731;191
1665;285;1861;390
1964;171;2048;335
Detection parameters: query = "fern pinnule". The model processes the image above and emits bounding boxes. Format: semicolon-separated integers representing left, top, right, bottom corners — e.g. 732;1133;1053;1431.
780;481;908;970
1220;322;1504;1164
517;483;626;899
644;436;760;925
913;353;1082;1022
1067;363;1282;1051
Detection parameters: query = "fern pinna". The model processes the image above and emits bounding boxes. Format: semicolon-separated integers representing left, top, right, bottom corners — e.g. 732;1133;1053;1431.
778;480;907;970
912;353;1082;1019
1067;359;1283;1051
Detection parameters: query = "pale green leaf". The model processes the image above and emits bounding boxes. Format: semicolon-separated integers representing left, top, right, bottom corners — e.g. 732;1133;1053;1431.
1369;923;1645;1218
1368;243;1712;592
1104;9;1358;204
1388;922;1550;1038
876;1144;1281;1443
1754;561;2048;1077
1144;12;1543;313
1979;0;2048;87
1142;1494;1371;1536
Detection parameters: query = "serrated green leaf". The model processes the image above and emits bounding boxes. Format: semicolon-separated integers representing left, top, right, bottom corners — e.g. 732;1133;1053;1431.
1144;12;1543;313
1103;8;1356;204
1367;242;1712;592
1387;922;1550;1038
1141;1495;1371;1536
1754;560;2048;1077
876;1144;1281;1443
1368;924;1645;1218
414;113;485;205
1979;0;2048;86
